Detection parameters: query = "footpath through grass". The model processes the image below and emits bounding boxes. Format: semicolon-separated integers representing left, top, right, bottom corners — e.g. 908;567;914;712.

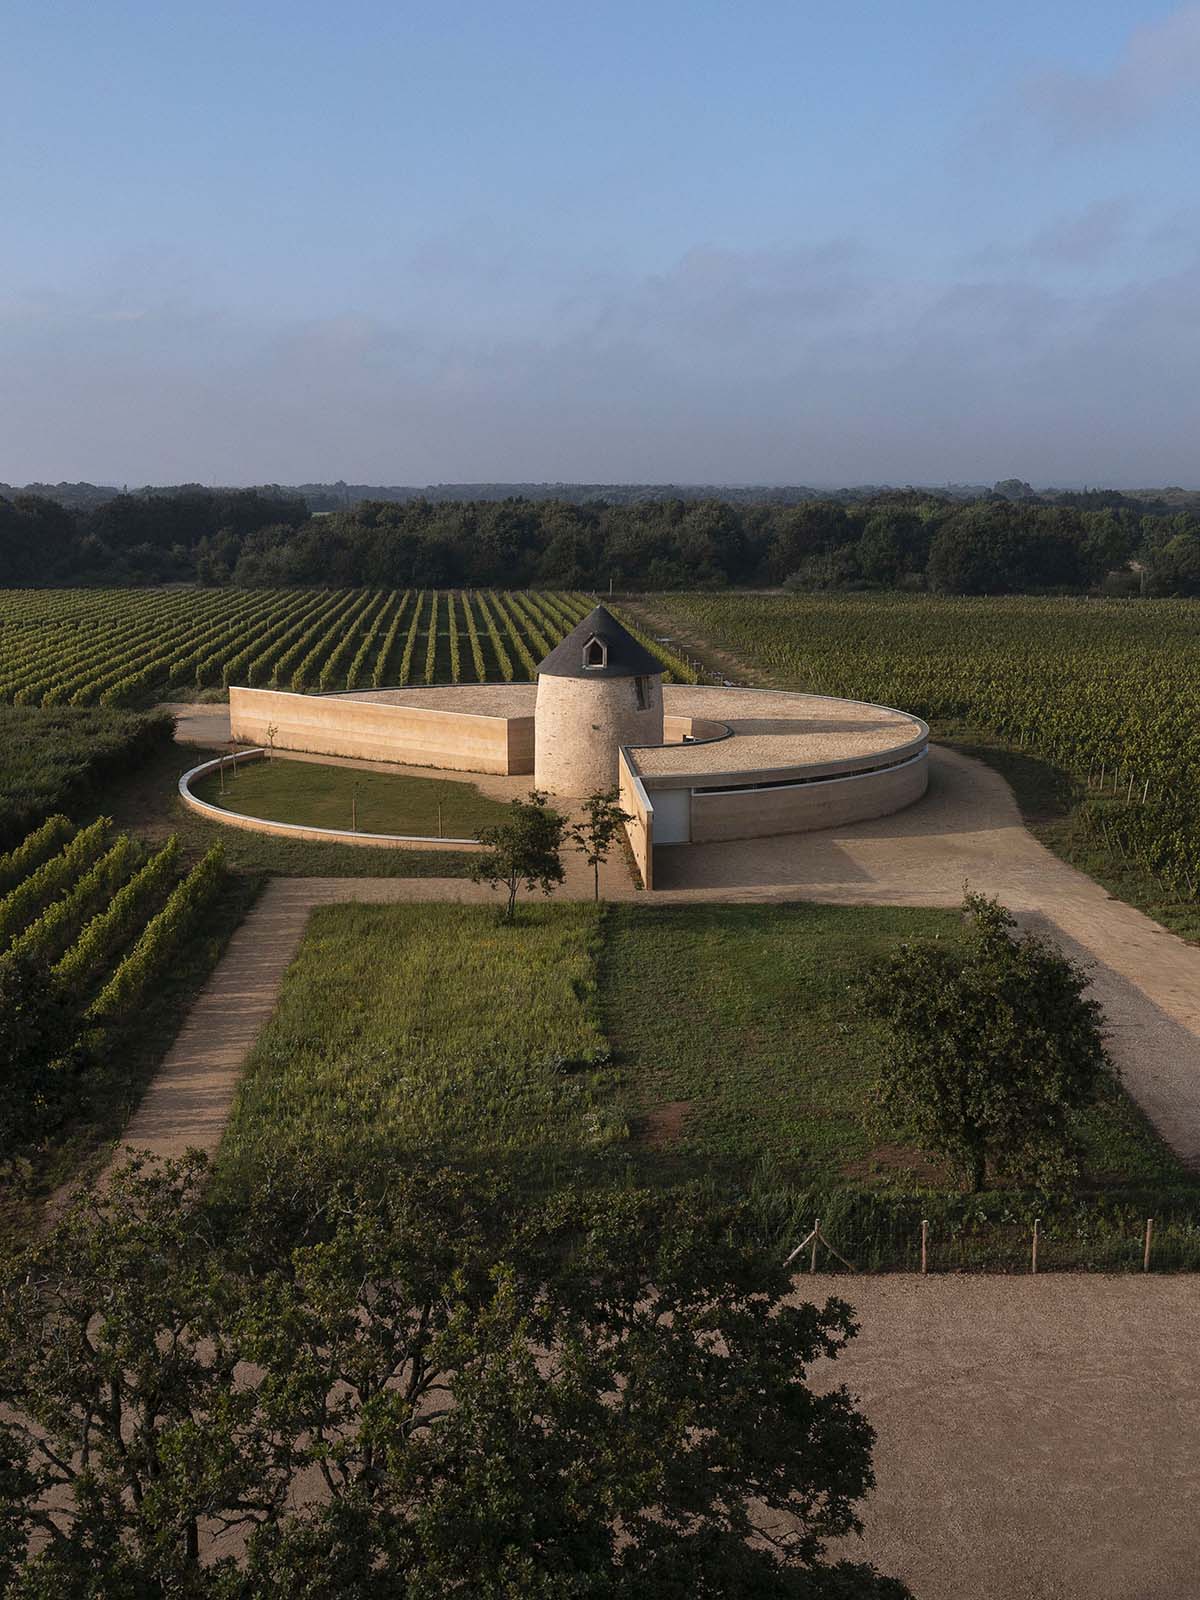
192;756;509;839
217;900;1200;1269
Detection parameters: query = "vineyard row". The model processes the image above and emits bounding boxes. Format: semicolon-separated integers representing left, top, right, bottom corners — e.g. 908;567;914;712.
0;589;698;708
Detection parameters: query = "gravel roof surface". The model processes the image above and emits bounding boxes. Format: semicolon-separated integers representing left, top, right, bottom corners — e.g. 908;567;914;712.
633;685;926;778
335;685;537;717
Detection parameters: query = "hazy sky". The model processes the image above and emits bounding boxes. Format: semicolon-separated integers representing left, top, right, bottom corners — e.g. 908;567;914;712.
3;0;1200;487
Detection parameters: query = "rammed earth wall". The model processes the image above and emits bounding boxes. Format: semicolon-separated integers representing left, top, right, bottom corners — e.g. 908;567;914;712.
229;686;533;775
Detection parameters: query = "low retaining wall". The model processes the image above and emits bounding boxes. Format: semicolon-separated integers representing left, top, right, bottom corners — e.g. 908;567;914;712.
687;749;929;844
229;685;532;776
179;750;484;852
618;747;653;890
661;713;732;746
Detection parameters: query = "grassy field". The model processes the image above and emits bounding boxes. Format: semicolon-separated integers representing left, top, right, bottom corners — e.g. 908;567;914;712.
192;757;510;839
219;902;615;1191
216;901;1195;1265
600;902;1181;1190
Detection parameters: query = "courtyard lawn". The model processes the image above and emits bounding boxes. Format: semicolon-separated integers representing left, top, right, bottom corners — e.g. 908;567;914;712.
84;741;479;878
192;756;510;838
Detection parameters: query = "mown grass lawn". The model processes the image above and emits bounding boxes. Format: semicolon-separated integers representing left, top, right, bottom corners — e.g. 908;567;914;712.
600;902;1182;1192
192;756;510;839
218;900;1184;1211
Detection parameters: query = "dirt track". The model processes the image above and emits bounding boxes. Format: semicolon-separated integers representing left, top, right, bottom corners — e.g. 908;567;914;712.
806;1274;1200;1600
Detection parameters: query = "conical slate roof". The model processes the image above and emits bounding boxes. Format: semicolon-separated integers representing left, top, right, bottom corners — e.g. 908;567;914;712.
536;604;664;680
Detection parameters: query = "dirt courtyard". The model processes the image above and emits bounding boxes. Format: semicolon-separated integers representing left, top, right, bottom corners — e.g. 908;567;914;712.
804;1274;1200;1600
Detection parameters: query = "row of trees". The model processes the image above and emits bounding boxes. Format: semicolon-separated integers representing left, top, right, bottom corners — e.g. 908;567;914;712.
4;485;1200;594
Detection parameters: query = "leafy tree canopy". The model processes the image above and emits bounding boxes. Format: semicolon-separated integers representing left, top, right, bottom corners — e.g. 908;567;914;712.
861;893;1111;1192
0;1155;910;1599
472;790;567;921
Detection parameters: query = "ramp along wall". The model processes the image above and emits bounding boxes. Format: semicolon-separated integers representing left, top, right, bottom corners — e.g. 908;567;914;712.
620;685;929;883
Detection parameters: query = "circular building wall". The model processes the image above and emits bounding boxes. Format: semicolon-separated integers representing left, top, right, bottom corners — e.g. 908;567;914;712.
534;671;664;797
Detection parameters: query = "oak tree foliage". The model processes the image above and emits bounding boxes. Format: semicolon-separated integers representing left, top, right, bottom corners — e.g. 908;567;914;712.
862;893;1111;1192
0;1155;910;1598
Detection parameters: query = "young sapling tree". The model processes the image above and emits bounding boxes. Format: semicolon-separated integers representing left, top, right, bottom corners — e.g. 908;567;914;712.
471;790;566;922
569;789;633;900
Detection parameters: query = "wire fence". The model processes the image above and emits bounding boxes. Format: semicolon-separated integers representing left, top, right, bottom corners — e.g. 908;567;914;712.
783;1209;1200;1275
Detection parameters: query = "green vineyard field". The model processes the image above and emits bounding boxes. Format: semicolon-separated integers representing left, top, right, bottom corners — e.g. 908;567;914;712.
0;815;224;1152
651;592;1200;893
0;588;697;709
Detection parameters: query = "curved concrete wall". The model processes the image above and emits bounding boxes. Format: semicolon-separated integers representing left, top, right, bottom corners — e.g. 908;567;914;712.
661;714;732;745
534;672;664;797
681;749;929;845
618;747;654;890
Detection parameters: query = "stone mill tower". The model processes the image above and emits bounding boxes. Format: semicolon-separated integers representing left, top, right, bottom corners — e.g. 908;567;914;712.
534;604;664;797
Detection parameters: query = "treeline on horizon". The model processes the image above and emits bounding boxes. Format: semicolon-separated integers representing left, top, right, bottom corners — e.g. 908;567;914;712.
2;482;1200;595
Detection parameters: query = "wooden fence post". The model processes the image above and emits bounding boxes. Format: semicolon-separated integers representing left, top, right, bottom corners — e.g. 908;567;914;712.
810;1219;820;1275
1144;1217;1154;1272
920;1219;928;1276
1031;1217;1040;1275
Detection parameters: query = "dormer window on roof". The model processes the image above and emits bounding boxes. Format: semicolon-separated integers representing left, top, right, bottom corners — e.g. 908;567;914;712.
582;636;607;670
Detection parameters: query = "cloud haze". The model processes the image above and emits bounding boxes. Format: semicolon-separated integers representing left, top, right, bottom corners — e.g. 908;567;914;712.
3;1;1200;487
3;221;1199;488
1022;3;1200;144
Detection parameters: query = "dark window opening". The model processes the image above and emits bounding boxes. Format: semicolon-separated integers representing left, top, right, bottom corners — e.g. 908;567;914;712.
634;675;651;710
583;637;607;669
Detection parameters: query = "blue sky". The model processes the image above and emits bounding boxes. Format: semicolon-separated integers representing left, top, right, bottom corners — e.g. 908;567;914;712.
3;0;1199;486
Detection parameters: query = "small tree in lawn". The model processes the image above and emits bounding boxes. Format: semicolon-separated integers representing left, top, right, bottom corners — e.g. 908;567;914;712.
569;788;632;901
471;789;566;922
862;892;1110;1192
